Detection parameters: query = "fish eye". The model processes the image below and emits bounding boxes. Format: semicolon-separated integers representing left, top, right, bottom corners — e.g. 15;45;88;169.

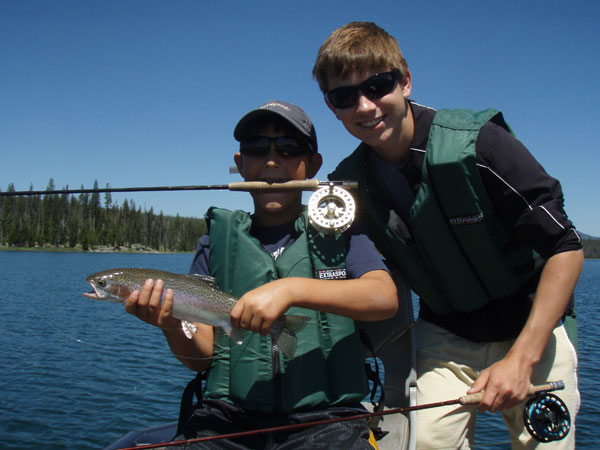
97;279;106;287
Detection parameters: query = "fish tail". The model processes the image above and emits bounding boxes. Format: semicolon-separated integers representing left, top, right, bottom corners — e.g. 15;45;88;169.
272;315;310;359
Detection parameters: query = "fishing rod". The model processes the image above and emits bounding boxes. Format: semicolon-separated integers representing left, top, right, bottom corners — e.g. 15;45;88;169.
0;179;357;196
0;179;358;234
112;381;570;450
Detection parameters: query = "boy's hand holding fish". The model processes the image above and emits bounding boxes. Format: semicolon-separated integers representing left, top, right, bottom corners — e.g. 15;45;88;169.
125;278;180;331
230;279;294;337
232;272;397;337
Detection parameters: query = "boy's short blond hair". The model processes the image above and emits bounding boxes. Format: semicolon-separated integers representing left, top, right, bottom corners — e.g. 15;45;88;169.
312;22;409;94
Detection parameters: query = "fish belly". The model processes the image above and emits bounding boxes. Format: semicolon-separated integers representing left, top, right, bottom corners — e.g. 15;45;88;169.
171;291;232;329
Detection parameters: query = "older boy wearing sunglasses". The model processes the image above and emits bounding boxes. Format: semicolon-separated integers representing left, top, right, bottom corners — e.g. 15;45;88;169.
313;22;582;449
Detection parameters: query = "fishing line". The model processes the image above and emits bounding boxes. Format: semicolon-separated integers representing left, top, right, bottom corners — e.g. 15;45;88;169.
15;304;112;350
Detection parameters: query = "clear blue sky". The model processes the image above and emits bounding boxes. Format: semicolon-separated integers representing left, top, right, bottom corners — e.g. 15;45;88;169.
2;0;599;236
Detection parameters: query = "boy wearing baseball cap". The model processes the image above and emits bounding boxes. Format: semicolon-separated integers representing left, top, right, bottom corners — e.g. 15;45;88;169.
126;100;398;449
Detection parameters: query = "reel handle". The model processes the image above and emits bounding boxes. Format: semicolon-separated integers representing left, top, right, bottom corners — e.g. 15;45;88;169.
459;381;565;405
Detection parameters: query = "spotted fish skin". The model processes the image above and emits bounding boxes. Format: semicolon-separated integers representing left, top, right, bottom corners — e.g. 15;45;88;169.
84;267;309;358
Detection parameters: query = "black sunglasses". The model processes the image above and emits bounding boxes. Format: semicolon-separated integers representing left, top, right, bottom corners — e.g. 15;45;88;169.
239;136;309;158
326;70;401;109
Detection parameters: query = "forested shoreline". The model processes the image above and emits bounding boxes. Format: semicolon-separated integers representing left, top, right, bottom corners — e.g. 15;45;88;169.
0;180;207;252
1;179;599;257
582;239;600;258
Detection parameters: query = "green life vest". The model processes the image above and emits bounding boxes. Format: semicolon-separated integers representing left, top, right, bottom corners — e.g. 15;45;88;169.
330;108;541;315
203;207;368;413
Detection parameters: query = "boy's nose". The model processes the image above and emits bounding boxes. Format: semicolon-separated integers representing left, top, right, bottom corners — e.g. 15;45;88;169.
356;92;377;111
264;144;280;166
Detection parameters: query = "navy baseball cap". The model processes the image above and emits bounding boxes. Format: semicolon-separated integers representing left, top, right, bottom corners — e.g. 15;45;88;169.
234;100;318;153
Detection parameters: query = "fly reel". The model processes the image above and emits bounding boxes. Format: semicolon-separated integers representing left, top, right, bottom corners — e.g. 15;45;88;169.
523;393;570;442
308;183;356;234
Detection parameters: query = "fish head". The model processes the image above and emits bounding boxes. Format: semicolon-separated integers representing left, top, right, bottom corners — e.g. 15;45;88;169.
83;270;134;303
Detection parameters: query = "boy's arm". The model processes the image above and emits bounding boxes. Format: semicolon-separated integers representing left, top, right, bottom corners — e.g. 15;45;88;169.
467;123;583;411
125;279;214;372
230;269;398;336
467;248;584;412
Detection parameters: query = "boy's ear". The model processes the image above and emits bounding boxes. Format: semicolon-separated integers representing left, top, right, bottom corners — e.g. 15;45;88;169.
401;69;412;98
307;153;323;179
234;153;245;177
324;96;341;120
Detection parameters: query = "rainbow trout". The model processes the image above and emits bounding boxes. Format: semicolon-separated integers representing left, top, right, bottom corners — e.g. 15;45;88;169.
83;268;310;358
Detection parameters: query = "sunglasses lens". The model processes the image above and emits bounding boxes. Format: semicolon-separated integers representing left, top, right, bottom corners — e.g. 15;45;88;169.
240;137;307;157
326;71;399;109
327;87;358;109
362;75;395;99
276;143;306;157
240;137;270;156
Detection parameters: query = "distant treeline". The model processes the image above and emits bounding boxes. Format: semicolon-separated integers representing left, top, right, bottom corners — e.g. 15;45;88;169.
0;179;207;252
2;179;598;258
582;239;600;259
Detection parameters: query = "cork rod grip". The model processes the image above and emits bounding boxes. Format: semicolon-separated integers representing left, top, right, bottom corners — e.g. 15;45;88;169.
458;381;565;405
227;179;320;191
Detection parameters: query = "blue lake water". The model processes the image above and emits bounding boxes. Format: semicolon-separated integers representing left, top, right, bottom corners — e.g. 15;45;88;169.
0;251;597;449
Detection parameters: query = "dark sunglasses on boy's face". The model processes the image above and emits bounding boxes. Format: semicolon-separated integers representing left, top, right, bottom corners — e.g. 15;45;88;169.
326;70;401;109
239;136;309;158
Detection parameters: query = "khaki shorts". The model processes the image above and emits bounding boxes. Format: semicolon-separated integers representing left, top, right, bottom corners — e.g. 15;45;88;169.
415;319;579;450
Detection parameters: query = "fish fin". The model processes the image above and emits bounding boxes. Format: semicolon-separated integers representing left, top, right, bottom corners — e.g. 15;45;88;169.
281;315;311;334
181;321;198;339
272;315;311;359
223;325;246;345
272;330;297;360
186;274;217;285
